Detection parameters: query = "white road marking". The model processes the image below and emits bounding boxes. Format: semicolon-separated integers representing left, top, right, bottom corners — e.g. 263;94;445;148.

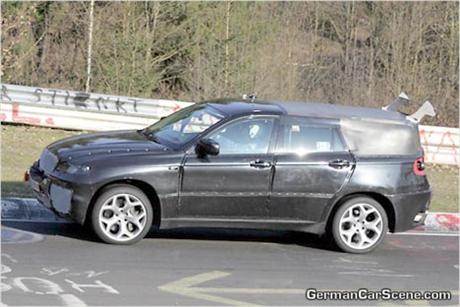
64;279;119;294
0;253;117;306
40;267;109;279
335;257;378;265
338;271;414;278
59;293;87;306
1;218;71;224
1;254;17;263
41;267;70;276
390;232;459;237
67;270;109;278
1;276;13;292
12;277;63;295
1;264;12;275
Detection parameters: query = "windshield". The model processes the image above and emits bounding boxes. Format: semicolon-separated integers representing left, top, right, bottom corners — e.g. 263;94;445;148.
143;104;225;147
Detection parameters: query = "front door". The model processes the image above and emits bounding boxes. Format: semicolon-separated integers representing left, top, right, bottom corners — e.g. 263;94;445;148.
179;116;277;220
271;116;354;222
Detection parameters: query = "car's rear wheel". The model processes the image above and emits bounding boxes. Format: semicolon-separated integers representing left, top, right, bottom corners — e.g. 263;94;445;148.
331;197;388;253
91;185;153;244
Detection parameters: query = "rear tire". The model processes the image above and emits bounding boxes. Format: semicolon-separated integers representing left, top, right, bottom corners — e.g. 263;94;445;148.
331;197;388;254
91;185;153;245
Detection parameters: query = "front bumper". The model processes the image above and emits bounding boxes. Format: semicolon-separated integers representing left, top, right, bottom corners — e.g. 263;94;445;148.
28;163;90;224
389;189;431;232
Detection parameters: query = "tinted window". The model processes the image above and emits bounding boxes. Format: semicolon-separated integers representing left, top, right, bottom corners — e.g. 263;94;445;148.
209;117;275;154
277;119;345;154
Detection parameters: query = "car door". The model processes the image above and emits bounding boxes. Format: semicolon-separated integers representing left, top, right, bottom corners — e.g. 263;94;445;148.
179;115;278;220
270;116;354;222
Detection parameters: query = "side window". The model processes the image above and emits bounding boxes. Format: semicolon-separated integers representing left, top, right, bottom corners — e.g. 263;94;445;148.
277;119;345;154
208;117;275;154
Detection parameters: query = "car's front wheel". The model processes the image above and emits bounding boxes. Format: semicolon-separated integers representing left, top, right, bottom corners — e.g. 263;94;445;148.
331;197;388;253
91;185;153;244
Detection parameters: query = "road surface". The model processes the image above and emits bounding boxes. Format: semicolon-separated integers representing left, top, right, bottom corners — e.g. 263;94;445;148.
1;221;458;306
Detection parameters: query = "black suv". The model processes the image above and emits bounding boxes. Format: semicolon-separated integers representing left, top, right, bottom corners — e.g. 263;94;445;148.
29;98;432;253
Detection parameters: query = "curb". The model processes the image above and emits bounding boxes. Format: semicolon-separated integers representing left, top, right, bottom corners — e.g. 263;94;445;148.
1;198;459;232
1;197;69;223
417;212;460;232
1;225;45;243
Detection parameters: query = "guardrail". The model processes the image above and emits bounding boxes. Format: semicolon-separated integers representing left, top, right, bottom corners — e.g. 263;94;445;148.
419;125;459;165
0;83;192;131
1;84;458;165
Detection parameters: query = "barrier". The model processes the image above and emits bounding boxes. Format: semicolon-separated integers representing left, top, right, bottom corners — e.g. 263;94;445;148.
0;83;192;131
419;125;459;165
1;83;458;165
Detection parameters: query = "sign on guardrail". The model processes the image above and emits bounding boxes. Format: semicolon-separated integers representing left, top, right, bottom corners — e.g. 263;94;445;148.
1;83;458;165
0;84;192;131
419;125;459;165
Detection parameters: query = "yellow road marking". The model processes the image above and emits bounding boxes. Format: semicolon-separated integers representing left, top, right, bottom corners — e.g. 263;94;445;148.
158;271;459;306
158;271;260;306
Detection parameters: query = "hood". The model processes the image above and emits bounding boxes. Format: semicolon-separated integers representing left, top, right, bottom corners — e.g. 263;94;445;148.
47;130;169;161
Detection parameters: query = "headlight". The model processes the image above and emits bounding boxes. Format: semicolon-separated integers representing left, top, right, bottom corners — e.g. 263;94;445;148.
67;164;91;174
56;161;91;174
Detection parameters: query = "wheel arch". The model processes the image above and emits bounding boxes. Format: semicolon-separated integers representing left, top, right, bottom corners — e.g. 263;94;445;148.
84;179;162;229
325;192;396;234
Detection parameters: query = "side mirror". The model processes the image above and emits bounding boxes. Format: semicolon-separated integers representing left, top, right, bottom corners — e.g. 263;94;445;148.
196;138;220;157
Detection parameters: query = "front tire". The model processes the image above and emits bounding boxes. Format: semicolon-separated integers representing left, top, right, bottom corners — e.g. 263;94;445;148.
331;197;388;254
91;185;153;245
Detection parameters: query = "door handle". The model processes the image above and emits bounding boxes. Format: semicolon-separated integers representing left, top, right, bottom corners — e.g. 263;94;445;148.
249;160;272;168
328;159;350;169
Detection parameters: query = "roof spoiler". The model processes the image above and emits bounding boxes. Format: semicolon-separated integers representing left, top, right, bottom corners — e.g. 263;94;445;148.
382;92;410;112
383;92;435;123
409;101;435;123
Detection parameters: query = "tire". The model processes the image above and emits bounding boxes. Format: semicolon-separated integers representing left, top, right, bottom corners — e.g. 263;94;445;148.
91;184;153;245
331;197;388;254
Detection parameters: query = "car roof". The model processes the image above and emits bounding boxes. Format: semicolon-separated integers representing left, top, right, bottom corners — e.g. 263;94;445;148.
204;99;284;116
204;98;410;123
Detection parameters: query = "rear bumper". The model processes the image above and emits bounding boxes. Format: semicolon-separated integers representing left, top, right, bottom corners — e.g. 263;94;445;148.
388;189;431;232
28;163;90;224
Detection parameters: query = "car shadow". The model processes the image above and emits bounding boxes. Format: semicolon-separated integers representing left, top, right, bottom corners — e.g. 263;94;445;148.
1;221;101;243
148;227;337;251
1;220;338;252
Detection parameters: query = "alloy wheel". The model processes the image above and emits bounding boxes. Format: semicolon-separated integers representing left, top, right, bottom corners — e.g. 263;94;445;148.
98;193;147;242
338;203;383;250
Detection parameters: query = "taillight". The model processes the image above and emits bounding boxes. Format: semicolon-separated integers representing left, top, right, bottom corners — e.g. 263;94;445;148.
413;156;426;176
24;170;30;182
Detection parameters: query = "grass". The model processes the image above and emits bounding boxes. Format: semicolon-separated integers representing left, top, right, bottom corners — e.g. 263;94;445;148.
1;124;81;197
1;124;458;212
427;165;459;212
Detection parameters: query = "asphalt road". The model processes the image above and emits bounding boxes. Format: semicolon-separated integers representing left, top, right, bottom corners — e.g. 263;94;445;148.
1;221;459;306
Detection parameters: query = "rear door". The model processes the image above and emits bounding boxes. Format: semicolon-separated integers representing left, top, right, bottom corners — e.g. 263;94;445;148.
270;116;354;222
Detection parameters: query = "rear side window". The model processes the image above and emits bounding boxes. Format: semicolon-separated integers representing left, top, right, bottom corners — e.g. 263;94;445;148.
340;118;421;156
276;118;345;154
